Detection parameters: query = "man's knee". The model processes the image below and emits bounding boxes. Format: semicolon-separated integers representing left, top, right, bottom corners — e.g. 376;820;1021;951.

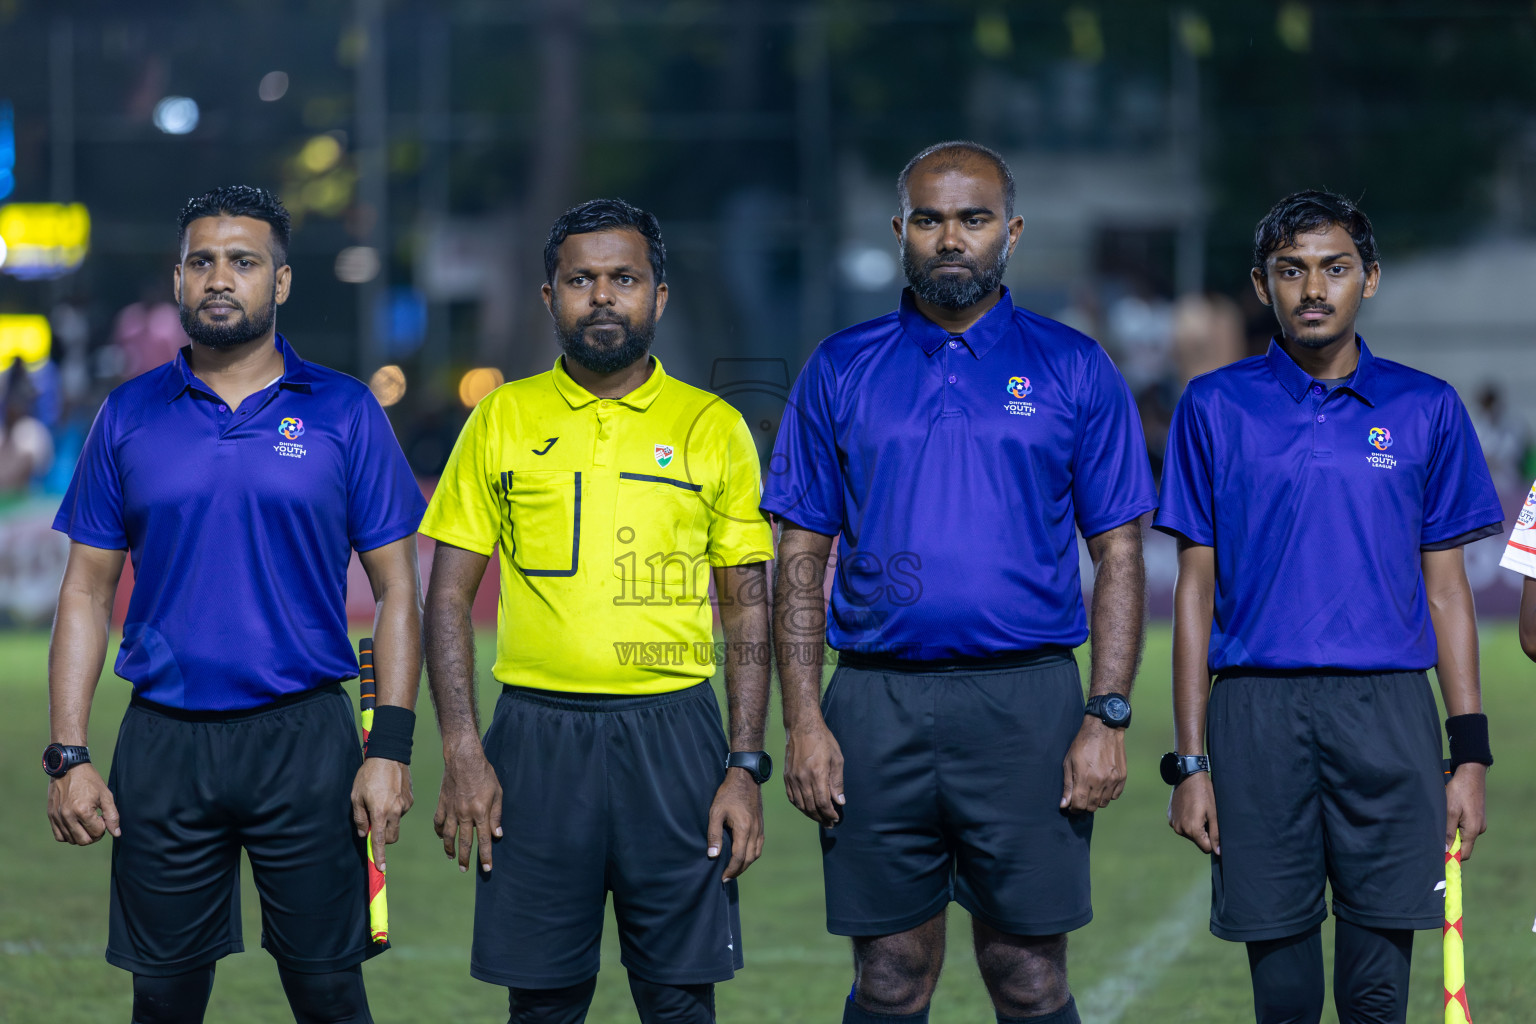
627;973;714;1024
276;964;373;1024
1332;920;1413;1024
131;966;216;1024
973;925;1070;1018
1246;926;1325;1024
851;919;946;1015
507;977;598;1024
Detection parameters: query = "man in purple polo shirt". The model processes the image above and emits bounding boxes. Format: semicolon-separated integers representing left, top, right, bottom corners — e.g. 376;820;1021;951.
44;186;425;1024
765;141;1155;1024
1158;190;1502;1024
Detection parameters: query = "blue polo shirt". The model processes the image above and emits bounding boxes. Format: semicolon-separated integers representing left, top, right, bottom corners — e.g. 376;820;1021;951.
762;287;1156;660
1154;337;1503;673
53;335;426;710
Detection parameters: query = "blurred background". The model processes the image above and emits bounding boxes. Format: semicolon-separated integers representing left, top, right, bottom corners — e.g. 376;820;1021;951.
1;0;1535;625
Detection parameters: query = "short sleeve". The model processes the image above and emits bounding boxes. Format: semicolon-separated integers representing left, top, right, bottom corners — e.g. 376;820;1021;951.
52;399;128;550
418;397;502;556
759;350;842;536
1421;388;1503;546
1154;387;1216;546
706;415;774;566
1499;479;1536;578
1070;345;1157;537
346;391;427;552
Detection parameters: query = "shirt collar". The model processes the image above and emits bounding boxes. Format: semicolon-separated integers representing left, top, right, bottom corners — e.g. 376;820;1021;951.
162;333;315;403
1264;334;1378;407
897;286;1015;359
550;355;667;411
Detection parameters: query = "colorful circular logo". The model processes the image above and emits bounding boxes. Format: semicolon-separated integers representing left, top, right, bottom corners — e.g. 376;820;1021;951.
1367;426;1392;451
1006;376;1031;399
278;417;305;440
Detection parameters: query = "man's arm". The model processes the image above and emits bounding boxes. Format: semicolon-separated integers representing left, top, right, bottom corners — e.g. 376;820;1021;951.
1061;518;1146;813
772;522;844;827
424;541;502;873
1520;576;1536;663
351;536;424;870
1423;546;1488;861
1167;539;1219;854
706;562;770;881
46;541;127;845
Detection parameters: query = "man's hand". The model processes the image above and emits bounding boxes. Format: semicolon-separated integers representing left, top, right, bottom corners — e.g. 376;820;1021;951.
1060;717;1127;813
784;719;845;827
706;768;764;882
1167;771;1220;855
434;741;503;874
351;757;414;871
47;765;120;845
1445;763;1487;862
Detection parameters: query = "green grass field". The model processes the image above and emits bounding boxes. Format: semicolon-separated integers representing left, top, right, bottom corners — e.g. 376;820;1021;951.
3;626;1534;1023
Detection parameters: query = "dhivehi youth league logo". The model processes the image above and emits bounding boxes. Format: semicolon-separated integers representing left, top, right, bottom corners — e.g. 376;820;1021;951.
278;417;305;440
1006;376;1032;399
654;443;674;468
1368;426;1393;451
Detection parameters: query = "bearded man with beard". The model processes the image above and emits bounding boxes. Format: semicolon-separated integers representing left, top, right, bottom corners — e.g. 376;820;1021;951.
420;199;773;1024
45;186;425;1024
764;141;1155;1024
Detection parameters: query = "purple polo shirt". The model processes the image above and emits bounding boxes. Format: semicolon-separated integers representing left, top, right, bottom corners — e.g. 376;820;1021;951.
762;287;1156;659
1154;337;1503;673
53;335;425;710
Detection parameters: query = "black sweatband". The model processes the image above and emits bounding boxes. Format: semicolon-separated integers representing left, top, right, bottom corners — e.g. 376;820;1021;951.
1446;713;1492;771
365;705;416;764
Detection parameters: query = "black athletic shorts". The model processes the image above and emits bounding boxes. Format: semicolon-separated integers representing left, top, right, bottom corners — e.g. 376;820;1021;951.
106;683;381;977
471;681;744;989
1206;671;1445;942
819;652;1093;938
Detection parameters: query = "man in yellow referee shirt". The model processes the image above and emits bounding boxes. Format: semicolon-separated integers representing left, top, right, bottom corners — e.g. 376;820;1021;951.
421;198;774;1024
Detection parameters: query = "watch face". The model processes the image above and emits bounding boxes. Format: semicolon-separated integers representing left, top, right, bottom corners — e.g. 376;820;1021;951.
1104;696;1130;722
1159;752;1180;786
43;745;64;774
757;752;773;783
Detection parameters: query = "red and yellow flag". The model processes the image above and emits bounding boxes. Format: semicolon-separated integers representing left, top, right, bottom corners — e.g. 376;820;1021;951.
1444;829;1470;1024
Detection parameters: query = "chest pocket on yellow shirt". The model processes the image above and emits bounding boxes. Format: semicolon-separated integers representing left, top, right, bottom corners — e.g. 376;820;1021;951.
503;470;580;577
613;472;706;591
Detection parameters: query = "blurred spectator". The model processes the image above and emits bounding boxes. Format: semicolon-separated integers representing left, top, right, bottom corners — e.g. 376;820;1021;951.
1470;382;1531;492
1137;292;1245;481
111;283;190;380
1106;278;1173;394
0;362;55;497
1053;284;1105;342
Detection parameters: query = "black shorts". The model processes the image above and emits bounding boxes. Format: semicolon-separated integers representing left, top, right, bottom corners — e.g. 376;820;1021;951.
106;684;381;977
1207;671;1445;942
819;653;1093;938
471;681;743;988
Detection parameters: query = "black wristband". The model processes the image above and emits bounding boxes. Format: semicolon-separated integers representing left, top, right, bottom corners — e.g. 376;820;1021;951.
1445;713;1492;771
365;705;416;765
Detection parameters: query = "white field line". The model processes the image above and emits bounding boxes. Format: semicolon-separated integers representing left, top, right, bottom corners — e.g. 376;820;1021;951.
1077;874;1209;1024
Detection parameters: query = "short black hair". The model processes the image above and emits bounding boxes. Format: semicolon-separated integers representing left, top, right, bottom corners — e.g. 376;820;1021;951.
897;140;1016;219
1253;189;1378;271
177;185;292;265
544;198;666;285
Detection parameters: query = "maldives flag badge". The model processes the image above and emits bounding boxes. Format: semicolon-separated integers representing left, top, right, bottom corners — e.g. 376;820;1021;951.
654;443;675;468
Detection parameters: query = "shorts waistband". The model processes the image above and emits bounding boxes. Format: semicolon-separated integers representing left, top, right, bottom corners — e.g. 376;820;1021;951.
1213;667;1429;684
501;680;711;712
835;646;1075;675
129;682;347;722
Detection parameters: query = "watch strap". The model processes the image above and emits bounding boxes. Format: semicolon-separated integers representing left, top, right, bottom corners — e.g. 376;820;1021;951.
725;750;773;784
43;743;91;778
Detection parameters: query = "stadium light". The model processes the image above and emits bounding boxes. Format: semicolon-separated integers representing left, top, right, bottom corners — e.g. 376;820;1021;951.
0;100;14;201
369;364;407;407
0;203;90;279
0;314;52;371
258;71;290;102
153;96;200;135
458;367;504;408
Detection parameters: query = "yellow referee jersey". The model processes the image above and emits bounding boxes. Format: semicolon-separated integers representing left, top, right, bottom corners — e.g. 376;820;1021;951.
420;357;773;694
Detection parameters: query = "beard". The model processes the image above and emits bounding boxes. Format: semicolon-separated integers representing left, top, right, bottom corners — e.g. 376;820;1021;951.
179;289;277;350
556;304;656;374
1289;303;1348;349
900;234;1010;310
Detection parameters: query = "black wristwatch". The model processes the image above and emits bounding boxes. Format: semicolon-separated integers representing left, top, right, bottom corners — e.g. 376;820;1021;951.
1083;693;1132;729
1160;752;1210;786
726;751;773;784
42;743;91;778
